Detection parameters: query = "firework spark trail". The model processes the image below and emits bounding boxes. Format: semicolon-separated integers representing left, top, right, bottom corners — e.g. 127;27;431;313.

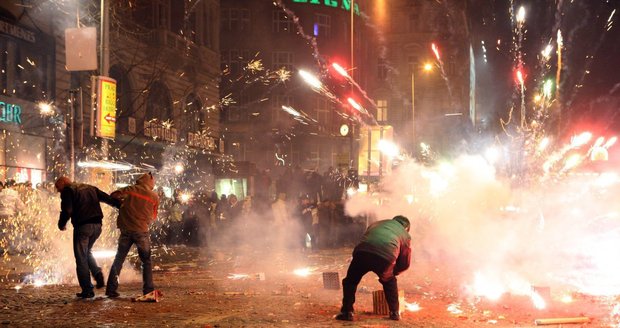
346;152;620;307
274;0;321;66
430;43;453;102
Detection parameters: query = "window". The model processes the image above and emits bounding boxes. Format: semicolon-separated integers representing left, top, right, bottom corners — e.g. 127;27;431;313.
227;94;249;122
272;10;291;33
145;81;173;122
377;58;388;80
376;99;388;122
153;0;171;30
222;8;249;32
271;95;293;123
0;39;6;94
316;97;331;124
272;52;294;71
222;49;250;75
408;55;419;73
408;11;420;32
184;94;202;132
315;14;331;38
109;65;133;133
1;34;54;101
202;5;215;47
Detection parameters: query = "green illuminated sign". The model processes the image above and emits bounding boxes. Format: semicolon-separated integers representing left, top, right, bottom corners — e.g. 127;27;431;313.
292;0;360;15
0;102;22;124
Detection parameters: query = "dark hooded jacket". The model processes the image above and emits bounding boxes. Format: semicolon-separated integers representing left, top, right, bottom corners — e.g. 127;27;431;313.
112;173;160;233
58;183;119;229
353;217;412;274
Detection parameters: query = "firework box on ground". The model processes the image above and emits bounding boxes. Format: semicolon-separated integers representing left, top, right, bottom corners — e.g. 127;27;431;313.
372;290;405;315
132;290;163;302
322;272;340;290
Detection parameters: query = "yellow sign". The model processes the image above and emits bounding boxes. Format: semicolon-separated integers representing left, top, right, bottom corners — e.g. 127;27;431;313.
95;76;117;139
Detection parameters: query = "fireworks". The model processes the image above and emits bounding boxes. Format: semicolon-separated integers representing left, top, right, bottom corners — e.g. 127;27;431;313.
293;267;315;277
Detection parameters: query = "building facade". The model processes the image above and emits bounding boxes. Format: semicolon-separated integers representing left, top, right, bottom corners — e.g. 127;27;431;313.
0;5;56;185
0;0;221;191
367;0;472;157
220;0;375;174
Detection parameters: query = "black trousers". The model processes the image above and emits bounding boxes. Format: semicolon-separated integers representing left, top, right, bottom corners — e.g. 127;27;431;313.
73;223;103;293
341;251;399;313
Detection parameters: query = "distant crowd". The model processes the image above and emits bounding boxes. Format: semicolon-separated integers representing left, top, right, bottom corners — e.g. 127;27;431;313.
154;166;366;250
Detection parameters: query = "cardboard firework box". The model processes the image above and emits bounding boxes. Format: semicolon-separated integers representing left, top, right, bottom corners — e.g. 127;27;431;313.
372;290;405;315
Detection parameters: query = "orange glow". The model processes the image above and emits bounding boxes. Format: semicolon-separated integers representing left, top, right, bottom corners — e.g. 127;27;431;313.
423;62;434;72
375;0;386;27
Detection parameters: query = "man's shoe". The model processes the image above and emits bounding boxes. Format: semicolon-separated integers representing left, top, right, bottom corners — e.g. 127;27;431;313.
335;311;354;321
389;311;400;321
105;291;120;298
76;291;95;299
95;273;105;289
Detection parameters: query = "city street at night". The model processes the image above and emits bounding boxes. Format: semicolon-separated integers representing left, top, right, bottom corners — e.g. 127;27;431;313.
2;0;620;327
1;245;616;327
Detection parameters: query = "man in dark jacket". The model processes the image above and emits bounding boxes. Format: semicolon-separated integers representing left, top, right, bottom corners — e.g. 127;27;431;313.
335;215;412;321
55;176;120;298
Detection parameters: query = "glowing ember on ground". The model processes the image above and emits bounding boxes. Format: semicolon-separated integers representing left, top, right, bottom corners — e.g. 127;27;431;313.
293;267;314;277
560;294;574;303
447;303;463;315
404;301;421;312
33;280;47;288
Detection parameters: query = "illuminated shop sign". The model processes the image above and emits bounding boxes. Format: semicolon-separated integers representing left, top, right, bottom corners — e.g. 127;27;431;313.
144;121;178;143
292;0;360;15
0;102;22;125
187;132;218;151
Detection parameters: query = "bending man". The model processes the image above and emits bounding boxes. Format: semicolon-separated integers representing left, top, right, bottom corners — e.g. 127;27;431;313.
335;215;412;321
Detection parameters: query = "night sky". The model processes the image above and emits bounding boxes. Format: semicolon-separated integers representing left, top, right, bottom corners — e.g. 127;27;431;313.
468;0;620;135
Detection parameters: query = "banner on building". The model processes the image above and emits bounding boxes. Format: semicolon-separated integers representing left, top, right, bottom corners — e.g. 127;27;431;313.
91;76;117;139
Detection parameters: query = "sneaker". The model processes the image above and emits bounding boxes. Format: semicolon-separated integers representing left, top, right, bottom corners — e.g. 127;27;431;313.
335;311;354;321
95;273;105;289
76;291;95;299
105;291;120;298
389;311;400;321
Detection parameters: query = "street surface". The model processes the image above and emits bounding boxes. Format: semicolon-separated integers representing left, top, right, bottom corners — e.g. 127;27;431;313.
0;245;614;327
